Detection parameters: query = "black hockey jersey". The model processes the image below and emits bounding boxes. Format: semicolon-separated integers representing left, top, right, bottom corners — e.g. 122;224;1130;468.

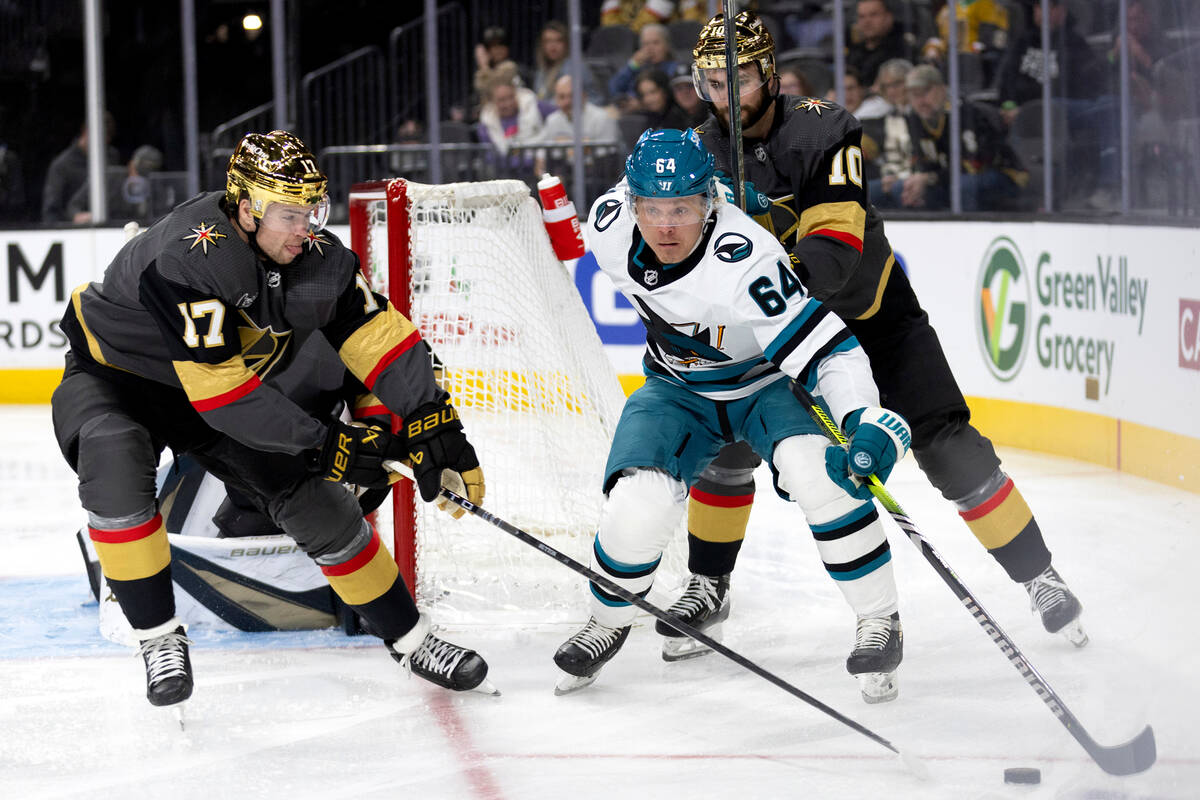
61;191;440;455
697;95;898;321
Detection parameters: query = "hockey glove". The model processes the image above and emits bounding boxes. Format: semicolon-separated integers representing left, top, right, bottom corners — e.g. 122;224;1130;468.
397;401;485;516
314;420;392;488
714;170;771;215
824;406;912;500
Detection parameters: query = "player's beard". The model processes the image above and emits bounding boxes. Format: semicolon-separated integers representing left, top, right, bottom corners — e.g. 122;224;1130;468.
711;85;775;136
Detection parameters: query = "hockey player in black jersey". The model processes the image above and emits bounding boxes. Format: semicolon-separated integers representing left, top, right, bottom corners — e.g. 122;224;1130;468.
658;11;1086;660
51;130;494;709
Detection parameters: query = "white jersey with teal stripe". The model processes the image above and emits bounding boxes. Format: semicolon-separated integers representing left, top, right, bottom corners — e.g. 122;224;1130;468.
587;186;880;425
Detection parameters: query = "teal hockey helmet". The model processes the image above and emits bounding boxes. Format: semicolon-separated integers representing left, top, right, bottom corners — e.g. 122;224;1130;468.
624;128;715;199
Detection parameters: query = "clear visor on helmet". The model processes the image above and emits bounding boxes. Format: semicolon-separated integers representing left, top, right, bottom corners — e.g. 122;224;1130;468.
692;63;768;103
628;192;713;228
258;195;331;234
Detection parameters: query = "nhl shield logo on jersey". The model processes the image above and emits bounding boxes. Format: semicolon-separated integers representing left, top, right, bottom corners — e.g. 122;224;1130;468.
714;232;753;263
644;269;659;286
182;221;227;255
594;199;622;231
267;271;281;288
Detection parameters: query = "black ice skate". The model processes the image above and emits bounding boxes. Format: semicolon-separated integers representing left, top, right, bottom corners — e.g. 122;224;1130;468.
136;620;193;728
846;612;903;704
1024;565;1088;647
654;573;730;661
388;616;498;696
553;617;632;695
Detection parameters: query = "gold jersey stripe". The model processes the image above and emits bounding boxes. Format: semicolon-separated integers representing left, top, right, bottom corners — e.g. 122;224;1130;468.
71;283;111;367
173;355;259;407
798;200;867;242
853;251;896;321
338;307;419;387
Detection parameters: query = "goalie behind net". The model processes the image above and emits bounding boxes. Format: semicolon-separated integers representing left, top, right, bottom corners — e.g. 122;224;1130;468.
348;178;684;627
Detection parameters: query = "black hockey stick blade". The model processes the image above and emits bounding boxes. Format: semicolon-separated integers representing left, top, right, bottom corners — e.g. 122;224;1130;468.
1079;724;1155;776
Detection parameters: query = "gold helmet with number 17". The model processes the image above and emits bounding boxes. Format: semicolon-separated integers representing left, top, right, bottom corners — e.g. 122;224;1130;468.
691;11;778;104
225;130;330;233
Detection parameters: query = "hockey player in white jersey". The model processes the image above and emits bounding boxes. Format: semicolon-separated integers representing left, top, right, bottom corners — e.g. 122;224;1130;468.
553;128;913;702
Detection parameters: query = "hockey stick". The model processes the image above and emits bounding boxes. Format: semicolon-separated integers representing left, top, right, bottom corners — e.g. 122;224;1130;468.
384;461;924;769
721;0;746;211
790;385;1156;776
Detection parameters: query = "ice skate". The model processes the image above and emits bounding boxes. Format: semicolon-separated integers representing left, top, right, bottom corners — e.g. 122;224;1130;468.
846;612;902;704
136;619;193;728
1024;565;1088;647
553;617;631;695
655;573;730;661
388;615;498;696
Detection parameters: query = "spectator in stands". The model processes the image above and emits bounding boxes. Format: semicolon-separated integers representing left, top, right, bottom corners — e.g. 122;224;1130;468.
888;64;1026;211
42;112;119;223
600;0;706;31
532;74;621;179
847;0;914;87
636;69;691;131
921;0;1010;84
828;65;891;120
996;0;1108;123
1109;0;1169;113
473;26;532;98
477;65;552;183
67;145;164;224
535;74;621;145
996;0;1116;206
669;64;708;128
608;24;678;109
533;20;603;105
778;62;815;97
867;59;915;207
784;2;835;49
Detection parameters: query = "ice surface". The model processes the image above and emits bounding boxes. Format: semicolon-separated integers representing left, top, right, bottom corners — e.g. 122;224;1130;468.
2;405;1197;799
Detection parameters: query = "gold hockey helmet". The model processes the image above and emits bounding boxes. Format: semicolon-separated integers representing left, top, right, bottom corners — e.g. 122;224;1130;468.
692;11;776;79
226;130;329;230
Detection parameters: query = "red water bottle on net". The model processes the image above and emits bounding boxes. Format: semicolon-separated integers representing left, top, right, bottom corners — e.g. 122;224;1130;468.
537;173;586;261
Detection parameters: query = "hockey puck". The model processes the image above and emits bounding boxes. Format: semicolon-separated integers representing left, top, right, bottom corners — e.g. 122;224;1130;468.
1003;767;1041;785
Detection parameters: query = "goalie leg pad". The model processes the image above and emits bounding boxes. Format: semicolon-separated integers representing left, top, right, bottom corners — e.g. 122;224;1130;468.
589;468;687;628
773;435;898;619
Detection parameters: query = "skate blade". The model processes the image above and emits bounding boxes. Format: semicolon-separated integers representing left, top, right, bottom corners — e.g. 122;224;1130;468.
1058;619;1089;648
661;624;722;662
857;671;898;704
470;678;501;697
554;671;598;696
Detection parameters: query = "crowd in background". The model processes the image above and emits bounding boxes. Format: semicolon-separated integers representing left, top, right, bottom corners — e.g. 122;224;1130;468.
1;0;1197;225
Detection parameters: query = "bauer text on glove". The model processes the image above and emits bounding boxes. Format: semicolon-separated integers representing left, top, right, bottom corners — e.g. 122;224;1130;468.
396;401;485;508
314;420;392;488
824;406;911;500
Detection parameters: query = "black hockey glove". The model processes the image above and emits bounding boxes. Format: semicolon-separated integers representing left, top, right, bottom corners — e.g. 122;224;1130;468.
314;420;392;488
396;401;485;511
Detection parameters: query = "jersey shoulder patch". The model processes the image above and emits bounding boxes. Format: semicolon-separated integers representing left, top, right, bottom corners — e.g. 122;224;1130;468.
713;231;753;263
592;196;623;232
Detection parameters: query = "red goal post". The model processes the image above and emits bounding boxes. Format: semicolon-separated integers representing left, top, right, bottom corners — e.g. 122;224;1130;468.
346;177;640;625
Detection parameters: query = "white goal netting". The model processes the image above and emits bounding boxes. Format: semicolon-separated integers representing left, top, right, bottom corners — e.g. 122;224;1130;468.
350;178;649;627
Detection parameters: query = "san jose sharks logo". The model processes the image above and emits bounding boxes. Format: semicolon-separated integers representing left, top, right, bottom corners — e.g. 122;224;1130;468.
594;199;622;231
634;297;730;365
182;221;227;254
714;232;752;263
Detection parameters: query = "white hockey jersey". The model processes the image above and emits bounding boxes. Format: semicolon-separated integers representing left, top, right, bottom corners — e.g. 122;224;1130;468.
587;186;880;426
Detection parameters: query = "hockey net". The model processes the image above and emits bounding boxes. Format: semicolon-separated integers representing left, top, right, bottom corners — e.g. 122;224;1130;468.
348;178;635;627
